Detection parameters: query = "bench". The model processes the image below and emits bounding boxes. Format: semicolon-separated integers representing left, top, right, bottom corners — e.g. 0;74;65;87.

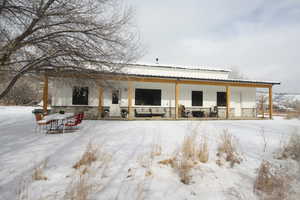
135;108;166;117
151;108;166;117
135;108;152;117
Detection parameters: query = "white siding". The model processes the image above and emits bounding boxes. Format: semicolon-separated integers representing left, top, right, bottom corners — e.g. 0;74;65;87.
51;78;99;106
51;79;257;115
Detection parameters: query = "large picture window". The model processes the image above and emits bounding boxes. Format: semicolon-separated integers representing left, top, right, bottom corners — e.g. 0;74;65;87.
135;89;161;106
72;87;89;105
192;91;203;106
217;92;226;106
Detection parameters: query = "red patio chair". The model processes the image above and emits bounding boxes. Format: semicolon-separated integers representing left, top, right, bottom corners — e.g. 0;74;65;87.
64;112;84;130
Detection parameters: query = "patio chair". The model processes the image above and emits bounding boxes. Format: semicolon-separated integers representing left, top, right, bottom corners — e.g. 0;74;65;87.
64;112;84;130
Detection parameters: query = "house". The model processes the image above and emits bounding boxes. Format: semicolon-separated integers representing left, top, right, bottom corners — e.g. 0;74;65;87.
43;63;280;120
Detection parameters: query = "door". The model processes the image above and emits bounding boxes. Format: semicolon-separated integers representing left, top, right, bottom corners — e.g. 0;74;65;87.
110;89;121;117
235;92;242;117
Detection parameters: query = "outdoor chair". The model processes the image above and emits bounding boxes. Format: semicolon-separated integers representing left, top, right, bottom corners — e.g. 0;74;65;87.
209;106;218;117
64;112;84;130
180;105;190;118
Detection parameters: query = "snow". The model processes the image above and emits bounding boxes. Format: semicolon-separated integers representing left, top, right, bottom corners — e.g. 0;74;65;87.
0;106;299;200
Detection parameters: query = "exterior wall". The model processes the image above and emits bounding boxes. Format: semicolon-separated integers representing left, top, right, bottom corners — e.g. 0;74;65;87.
51;78;99;107
51;78;257;119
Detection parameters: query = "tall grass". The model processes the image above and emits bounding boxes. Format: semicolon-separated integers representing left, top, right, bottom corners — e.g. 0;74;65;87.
216;130;242;168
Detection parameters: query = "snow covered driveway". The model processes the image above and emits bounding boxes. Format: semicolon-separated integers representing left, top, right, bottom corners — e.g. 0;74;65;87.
0;106;299;200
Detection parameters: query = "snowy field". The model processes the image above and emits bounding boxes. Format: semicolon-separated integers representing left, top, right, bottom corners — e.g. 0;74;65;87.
0;106;299;200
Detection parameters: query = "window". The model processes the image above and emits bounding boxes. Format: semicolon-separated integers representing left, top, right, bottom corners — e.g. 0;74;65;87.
135;89;161;106
72;87;89;105
217;92;226;106
112;90;119;104
192;91;203;106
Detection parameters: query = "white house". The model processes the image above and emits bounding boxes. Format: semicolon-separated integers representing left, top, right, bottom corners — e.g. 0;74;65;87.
45;63;280;120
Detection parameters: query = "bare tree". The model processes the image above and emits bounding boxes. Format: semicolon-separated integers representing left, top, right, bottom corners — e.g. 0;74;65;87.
0;0;141;99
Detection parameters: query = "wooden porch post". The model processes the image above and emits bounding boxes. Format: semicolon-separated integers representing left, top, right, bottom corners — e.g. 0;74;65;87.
128;81;133;120
98;87;104;118
226;86;230;119
175;82;179;119
269;86;273;119
43;74;48;114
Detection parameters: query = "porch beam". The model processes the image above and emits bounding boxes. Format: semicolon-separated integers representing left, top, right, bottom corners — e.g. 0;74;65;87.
128;81;133;120
43;74;48;114
175;82;179;119
98;87;104;117
269;86;273;119
226;86;231;119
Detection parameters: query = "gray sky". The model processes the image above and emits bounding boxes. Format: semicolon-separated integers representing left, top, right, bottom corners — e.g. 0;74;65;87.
127;0;300;93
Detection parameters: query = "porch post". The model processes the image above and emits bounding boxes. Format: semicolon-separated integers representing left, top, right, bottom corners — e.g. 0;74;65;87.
43;74;48;114
269;86;273;119
128;81;133;120
175;82;179;119
98;87;104;118
226;86;230;119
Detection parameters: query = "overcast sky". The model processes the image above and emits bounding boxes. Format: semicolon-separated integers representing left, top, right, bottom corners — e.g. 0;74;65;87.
127;0;300;93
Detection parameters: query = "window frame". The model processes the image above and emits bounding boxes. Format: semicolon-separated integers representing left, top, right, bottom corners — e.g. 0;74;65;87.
72;86;89;105
135;88;162;106
191;91;203;106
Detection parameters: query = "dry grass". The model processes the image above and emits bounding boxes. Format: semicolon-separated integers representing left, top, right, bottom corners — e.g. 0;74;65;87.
216;130;242;168
73;143;108;169
285;112;300;119
66;143;112;200
253;160;290;200
278;132;300;162
32;160;48;181
198;135;209;163
150;137;162;159
158;132;209;184
64;174;93;200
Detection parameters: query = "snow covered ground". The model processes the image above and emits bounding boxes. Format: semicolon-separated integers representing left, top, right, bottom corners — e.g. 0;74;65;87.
0;106;299;200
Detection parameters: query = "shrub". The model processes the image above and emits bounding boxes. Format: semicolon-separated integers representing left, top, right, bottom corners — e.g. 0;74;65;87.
198;136;209;163
216;130;242;167
278;133;300;161
286;112;300;120
253;160;290;200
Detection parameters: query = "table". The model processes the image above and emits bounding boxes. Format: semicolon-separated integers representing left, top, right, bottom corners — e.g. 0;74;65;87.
38;113;74;133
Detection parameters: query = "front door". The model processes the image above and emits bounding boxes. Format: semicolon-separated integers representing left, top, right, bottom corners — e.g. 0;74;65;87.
110;89;121;117
235;92;242;117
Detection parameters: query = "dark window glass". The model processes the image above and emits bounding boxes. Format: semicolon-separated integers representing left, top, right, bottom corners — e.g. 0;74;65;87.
192;91;203;106
135;89;161;106
112;90;119;104
72;87;89;105
217;92;227;106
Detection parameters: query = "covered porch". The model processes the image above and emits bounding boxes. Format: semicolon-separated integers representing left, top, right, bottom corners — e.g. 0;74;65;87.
42;73;278;120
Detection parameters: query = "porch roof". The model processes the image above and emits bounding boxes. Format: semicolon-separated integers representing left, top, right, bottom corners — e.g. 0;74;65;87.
121;72;280;86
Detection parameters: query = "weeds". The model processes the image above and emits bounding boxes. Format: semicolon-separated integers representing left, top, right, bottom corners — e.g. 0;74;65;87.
32;160;48;181
158;132;209;184
216;130;242;168
253;160;290;200
278;132;300;162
